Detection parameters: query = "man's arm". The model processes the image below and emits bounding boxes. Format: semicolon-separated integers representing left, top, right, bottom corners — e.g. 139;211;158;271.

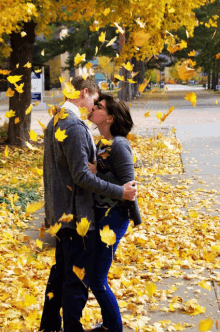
62;123;136;200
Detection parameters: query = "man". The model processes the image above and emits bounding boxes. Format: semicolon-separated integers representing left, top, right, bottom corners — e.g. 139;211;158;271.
39;76;137;332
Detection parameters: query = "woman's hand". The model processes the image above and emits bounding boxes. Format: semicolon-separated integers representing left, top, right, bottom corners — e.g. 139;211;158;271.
88;160;97;174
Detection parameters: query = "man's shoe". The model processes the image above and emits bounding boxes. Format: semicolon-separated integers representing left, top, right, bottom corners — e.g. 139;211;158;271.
85;323;108;331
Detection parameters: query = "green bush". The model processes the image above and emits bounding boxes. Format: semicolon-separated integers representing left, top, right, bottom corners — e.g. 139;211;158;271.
0;120;8;140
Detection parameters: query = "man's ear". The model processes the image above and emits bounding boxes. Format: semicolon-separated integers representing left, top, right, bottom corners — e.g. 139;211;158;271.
107;115;114;124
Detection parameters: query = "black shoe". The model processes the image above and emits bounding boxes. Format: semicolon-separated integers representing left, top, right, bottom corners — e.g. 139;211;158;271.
85;323;108;331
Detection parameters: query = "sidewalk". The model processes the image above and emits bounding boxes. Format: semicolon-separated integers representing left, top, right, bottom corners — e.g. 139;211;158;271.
23;91;220;331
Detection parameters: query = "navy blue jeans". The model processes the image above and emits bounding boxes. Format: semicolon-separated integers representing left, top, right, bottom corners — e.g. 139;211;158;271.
90;205;130;332
39;228;96;332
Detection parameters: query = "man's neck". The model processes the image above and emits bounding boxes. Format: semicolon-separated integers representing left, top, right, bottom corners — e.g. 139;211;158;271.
66;98;81;109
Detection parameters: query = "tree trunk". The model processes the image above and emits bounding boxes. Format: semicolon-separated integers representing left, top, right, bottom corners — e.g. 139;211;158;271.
208;72;211;89
212;71;216;91
8;21;36;147
132;58;145;98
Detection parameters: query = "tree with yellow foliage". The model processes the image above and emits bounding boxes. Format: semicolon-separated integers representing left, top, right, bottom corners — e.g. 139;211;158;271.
0;0;207;146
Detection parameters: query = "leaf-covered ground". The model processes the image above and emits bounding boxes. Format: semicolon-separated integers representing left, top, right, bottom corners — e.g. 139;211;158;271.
0;134;219;331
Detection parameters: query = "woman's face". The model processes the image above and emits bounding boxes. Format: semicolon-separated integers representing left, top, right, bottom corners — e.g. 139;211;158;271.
87;99;112;125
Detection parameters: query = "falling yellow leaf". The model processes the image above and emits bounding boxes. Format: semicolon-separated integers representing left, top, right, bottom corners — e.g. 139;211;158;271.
7;75;23;84
178;60;195;81
95;46;99;56
198;280;211;291
35;69;42;73
101;82;108;90
25;104;33;115
168;77;176;84
51;92;53;98
114;74;124;81
216;100;218;104
74;53;86;66
46;223;62;237
76;217;91;238
25;141;40;151
133;155;137;163
180;40;187;49
36;239;43;249
114;22;124;34
185;92;197;108
5;87;14;97
41;49;45;56
47;292;54;300
5;110;16;118
99;31;106;43
188;50;196;57
23;61;32;68
103;7;110;16
79;106;89;120
73;266;85;280
55;127;68;142
14;117;20;124
16;63;19;68
159;106;175;123
14;82;24;94
106;36;117;47
167;44;181;53
21;31;27;37
35;101;40;106
26;201;44;214
59;213;74;222
37;119;46;131
59;77;66;83
144;111;151;117
138;78;150;93
145;281;157;297
199;318;214;332
156;111;163;120
100;225;116;247
82;73;89;80
54;107;69;125
133;30;151;47
4;145;8;158
29;129;38;141
62;81;81;99
127;79;136;84
85;62;93;69
100;138;113;146
123;62;134;71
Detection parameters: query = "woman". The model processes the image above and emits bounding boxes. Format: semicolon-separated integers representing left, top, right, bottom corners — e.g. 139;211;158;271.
86;93;142;332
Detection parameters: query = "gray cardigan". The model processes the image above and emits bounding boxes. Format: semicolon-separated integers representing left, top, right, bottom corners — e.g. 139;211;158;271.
95;136;142;226
43;108;124;231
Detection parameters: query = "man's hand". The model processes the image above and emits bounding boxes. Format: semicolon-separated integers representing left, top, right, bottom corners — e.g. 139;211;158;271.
122;181;137;201
88;160;97;174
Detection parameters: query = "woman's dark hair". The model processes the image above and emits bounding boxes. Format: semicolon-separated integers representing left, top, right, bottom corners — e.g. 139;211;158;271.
99;93;134;137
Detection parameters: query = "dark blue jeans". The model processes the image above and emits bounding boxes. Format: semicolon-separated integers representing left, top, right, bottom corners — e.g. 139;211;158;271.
90;205;130;332
39;227;96;332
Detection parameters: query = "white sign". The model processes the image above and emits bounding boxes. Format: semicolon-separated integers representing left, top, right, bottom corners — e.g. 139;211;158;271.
31;71;43;101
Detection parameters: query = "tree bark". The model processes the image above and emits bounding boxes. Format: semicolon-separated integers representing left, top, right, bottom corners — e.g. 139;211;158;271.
208;72;211;89
8;21;36;146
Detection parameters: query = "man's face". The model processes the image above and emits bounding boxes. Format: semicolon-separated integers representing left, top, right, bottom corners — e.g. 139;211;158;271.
83;90;99;112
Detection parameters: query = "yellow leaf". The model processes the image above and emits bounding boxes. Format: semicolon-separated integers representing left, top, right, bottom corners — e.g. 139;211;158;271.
37;119;46;131
172;127;176;133
21;31;27;37
5;87;14;97
182;299;206;315
62;81;81;99
100;138;113;146
167;44;181;53
199;318;214;332
55;127;68;142
178;60;195;81
7;75;23;84
16;63;19;68
123;62;134;71
100;225;116;247
133;30;151;47
145;281;157;297
46;223;62;237
114;74;124;81
174;323;186;331
99;31;106;43
105;207;111;217
25;104;33;115
59;76;66;83
95;46;99;56
188;50;196;57
168;77;176;84
37;169;43;176
35;101;40;106
159;106;175;123
73;266;85;280
216;100;218;104
185;92;197;108
103;7;110;16
41;49;45;56
24;294;37;306
29;129;38;141
114;22;124;34
180;40;187;49
101;82;108;90
198;280;211;291
133;155;137;163
23;61;32;68
138;78;150;93
76;217;91;237
25;141;40;151
36;239;43;249
144;111;151;117
14;82;24;93
14;193;18;202
59;213;74;222
4;145;8;158
82;73;89;80
51;92;53;98
47;292;54;300
156;111;163;120
106;36;117;47
67;185;72;191
216;53;220;59
79;106;89;120
127;79;136;84
26;201;44;214
5;110;16;118
85;62;93;69
35;69;42;73
74;53;86;66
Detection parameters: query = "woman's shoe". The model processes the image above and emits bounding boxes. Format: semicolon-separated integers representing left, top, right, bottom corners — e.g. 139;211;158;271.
85;323;108;331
